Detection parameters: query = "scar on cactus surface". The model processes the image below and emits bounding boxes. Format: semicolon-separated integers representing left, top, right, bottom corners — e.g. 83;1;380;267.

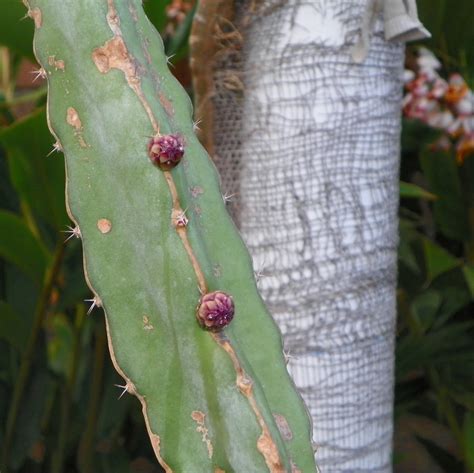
26;0;317;471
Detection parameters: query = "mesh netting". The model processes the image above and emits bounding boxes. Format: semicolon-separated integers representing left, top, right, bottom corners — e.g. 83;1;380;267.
205;1;404;471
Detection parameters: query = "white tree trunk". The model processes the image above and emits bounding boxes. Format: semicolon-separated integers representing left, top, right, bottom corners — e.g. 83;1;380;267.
212;1;405;471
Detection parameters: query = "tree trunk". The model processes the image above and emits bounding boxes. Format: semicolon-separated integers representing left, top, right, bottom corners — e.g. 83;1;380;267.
191;1;418;471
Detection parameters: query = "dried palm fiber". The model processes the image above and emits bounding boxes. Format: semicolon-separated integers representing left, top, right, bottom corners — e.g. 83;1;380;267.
190;1;425;471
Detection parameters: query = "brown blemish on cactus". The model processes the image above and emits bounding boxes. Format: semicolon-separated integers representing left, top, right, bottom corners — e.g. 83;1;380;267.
291;462;302;473
159;93;175;117
190;186;204;198
128;1;139;21
28;7;42;28
215;469;226;473
66;107;89;148
143;315;154;331
273;414;293;441
66;107;82;130
213;333;285;472
97;218;112;234
48;55;65;71
191;411;213;459
92;0;159;133
103;314;173;472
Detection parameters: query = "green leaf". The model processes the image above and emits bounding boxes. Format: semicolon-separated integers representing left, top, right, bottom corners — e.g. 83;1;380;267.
464;411;474;469
46;313;74;377
396;323;474;378
165;3;196;58
400;181;437;201
422;237;460;282
0;0;35;60
9;367;53;470
0;301;28;353
411;290;442;331
143;0;170;33
462;264;474;299
0;210;50;282
417;0;474;80
0;107;68;229
431;268;471;327
420;150;468;241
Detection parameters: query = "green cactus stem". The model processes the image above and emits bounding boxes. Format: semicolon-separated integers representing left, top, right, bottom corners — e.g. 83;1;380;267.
25;0;317;471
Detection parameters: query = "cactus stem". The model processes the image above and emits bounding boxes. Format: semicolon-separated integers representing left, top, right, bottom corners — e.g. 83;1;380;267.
26;6;42;28
85;296;101;315
103;315;173;473
92;0;160;134
62;225;81;242
163;171;208;293
213;333;285;472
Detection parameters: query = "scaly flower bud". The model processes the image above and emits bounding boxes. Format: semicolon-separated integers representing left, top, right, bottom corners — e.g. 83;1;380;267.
148;134;184;170
196;291;234;332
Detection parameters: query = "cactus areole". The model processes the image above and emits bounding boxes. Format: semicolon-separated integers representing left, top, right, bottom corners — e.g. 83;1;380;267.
26;0;317;471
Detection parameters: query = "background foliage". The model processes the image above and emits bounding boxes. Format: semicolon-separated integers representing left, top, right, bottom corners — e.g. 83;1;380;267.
0;1;472;472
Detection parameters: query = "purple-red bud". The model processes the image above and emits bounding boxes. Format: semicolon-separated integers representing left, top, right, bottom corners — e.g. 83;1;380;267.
148;134;184;170
196;291;234;332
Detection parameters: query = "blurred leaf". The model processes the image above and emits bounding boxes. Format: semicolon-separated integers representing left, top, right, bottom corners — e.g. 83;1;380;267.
0;301;28;353
422;237;460;282
0;107;68;229
412;290;442;331
0;0;34;60
401;119;441;154
9;367;53;470
464;411;474;469
417;0;474;80
165;3;196;58
143;0;170;33
46;313;73;377
397;323;474;378
400;181;437;201
462;264;474;299
0;210;50;282
398;220;423;278
420;150;468;241
431;268;471;327
416;436;464;473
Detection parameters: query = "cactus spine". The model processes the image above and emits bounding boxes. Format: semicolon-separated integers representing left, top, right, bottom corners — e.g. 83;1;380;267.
26;0;317;471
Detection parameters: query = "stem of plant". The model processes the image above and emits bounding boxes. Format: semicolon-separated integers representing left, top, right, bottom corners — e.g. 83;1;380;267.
1;241;65;471
51;303;86;473
77;319;106;473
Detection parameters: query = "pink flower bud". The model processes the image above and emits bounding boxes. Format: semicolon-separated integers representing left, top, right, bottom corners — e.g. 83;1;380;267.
196;291;234;332
148;134;184;170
